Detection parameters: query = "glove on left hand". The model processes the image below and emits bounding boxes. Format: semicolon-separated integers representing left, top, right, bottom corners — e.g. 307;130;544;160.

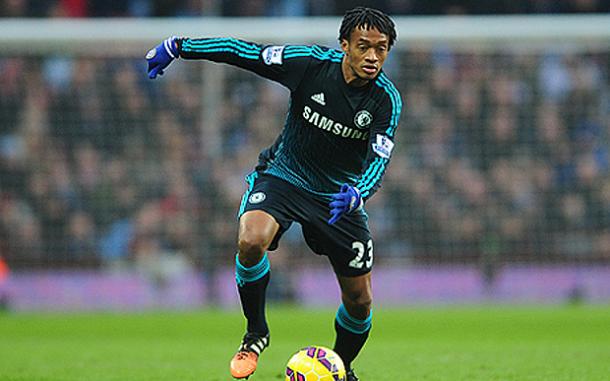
328;184;362;225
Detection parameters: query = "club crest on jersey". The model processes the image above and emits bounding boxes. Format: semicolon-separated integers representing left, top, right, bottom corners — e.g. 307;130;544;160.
249;192;266;204
372;134;394;159
354;110;373;129
262;45;284;65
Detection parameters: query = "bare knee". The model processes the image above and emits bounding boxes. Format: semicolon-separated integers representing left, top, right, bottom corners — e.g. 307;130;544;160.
238;232;270;267
338;273;373;319
237;211;279;267
342;288;373;319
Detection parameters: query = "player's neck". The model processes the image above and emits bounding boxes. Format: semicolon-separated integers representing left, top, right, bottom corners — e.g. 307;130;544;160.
341;58;370;88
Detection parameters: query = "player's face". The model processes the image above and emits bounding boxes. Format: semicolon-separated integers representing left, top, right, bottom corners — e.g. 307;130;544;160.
341;26;389;85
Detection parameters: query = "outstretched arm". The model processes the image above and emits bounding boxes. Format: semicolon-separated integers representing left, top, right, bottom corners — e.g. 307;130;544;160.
146;36;311;91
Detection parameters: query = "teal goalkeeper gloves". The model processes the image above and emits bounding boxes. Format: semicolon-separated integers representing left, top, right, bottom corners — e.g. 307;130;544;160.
146;36;179;79
328;184;362;225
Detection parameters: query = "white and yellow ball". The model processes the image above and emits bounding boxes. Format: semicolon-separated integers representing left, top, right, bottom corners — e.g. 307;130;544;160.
285;346;346;381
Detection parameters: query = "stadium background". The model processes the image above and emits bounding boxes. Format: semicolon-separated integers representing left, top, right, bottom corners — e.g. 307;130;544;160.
1;0;610;311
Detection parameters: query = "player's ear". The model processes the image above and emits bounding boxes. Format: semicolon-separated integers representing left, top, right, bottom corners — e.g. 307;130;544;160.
340;39;349;55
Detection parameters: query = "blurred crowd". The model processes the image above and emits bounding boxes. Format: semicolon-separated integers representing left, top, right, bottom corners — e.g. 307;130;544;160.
386;48;610;265
1;0;609;17
0;57;210;268
1;42;610;270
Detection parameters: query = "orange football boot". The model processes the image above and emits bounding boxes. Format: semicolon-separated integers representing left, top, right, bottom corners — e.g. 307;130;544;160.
230;333;269;379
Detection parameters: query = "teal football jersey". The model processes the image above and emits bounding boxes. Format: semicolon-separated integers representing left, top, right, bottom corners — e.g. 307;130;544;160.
178;38;402;201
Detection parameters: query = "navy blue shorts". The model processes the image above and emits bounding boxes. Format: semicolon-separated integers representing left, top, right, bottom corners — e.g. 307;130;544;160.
238;173;373;277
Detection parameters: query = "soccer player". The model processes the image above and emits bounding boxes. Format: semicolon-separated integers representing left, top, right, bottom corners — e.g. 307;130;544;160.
146;7;401;380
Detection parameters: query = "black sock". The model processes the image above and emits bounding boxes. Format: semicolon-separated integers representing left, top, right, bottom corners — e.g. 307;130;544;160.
236;254;270;335
333;304;372;369
238;272;270;335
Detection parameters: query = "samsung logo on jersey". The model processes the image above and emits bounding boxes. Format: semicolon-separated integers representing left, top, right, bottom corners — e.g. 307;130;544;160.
302;106;369;141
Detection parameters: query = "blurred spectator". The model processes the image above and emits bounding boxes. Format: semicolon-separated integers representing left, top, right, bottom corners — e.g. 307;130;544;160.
0;0;28;17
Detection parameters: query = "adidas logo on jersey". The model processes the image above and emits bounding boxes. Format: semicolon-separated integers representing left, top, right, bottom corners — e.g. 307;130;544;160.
311;92;326;106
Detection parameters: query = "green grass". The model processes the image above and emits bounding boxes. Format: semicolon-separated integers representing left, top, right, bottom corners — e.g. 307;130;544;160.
1;306;609;380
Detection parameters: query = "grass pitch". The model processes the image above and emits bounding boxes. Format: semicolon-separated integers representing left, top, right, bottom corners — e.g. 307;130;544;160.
1;305;609;381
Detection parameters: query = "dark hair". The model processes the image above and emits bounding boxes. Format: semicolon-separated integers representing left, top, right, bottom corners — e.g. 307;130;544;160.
338;7;397;48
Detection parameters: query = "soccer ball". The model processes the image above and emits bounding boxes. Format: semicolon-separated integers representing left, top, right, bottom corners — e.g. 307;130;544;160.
285;346;346;381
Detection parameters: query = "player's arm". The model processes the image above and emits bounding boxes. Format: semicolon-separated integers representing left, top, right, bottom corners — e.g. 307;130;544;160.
146;36;310;91
354;91;401;202
328;82;402;224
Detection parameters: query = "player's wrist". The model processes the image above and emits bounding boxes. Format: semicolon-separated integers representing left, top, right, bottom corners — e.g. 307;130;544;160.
163;36;179;59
